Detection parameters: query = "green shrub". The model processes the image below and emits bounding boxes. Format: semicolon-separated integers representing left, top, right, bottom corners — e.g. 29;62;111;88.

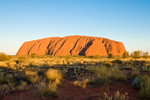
132;76;141;89
139;76;150;100
132;75;150;99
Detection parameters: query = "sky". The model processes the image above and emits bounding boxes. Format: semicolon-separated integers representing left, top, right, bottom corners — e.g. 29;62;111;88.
0;0;150;55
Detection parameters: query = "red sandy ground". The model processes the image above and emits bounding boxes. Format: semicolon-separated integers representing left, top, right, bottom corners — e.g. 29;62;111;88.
2;80;139;100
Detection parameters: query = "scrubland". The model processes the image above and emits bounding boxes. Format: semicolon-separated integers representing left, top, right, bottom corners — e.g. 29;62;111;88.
0;53;150;100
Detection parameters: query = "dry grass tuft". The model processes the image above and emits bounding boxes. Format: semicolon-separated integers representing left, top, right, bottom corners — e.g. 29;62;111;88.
103;91;129;100
46;69;62;82
36;81;58;98
73;79;89;89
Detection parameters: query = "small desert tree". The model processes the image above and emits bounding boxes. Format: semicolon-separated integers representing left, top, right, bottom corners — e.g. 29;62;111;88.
132;51;142;59
143;51;149;58
0;53;10;61
108;53;113;58
122;51;129;58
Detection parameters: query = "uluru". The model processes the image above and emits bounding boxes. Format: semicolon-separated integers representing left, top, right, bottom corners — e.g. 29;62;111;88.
16;35;126;56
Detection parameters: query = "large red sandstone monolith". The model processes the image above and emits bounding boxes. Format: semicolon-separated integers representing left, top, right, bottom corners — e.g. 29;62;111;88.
17;35;126;56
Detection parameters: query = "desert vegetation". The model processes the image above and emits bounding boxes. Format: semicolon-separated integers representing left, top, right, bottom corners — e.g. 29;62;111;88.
103;91;129;100
0;53;10;61
0;51;150;100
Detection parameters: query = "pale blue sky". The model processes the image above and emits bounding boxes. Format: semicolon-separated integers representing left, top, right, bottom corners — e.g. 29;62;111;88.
0;0;150;55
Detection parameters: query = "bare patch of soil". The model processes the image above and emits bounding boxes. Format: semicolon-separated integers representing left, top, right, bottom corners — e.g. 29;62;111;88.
2;80;139;100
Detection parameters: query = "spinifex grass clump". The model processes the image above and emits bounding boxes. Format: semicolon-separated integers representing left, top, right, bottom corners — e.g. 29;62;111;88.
25;70;39;83
36;69;63;98
88;65;127;86
36;81;58;98
46;69;62;81
46;68;62;85
111;67;127;81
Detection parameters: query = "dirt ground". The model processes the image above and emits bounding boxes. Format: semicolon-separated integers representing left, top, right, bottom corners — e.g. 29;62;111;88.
2;79;140;100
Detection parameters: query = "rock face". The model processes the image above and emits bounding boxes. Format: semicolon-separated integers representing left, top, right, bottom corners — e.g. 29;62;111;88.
17;35;126;56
